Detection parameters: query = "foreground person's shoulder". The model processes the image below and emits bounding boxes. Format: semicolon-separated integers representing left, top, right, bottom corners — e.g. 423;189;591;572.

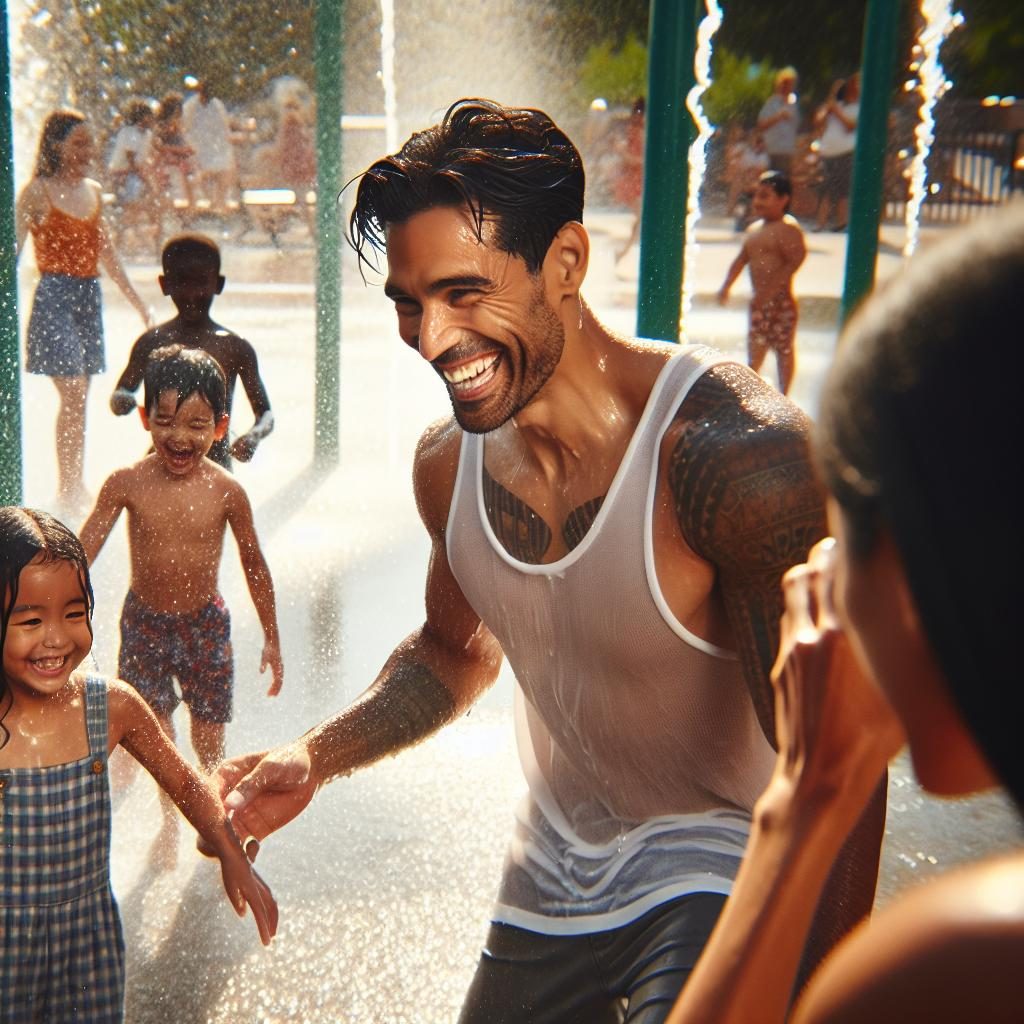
795;854;1024;1024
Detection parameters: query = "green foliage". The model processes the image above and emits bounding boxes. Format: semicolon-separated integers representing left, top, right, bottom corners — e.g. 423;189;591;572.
577;32;649;107
702;47;776;129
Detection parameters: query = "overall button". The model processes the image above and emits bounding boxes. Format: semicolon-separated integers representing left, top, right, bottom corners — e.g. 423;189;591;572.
91;760;105;775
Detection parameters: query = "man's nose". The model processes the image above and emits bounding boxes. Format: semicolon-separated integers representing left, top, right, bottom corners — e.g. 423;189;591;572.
415;304;457;363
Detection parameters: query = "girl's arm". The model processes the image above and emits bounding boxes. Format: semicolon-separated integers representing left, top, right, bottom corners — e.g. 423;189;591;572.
95;187;152;326
665;540;904;1024
14;179;45;259
107;679;278;944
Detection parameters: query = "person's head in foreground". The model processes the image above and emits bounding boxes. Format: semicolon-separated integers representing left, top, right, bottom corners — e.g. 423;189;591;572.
817;204;1021;811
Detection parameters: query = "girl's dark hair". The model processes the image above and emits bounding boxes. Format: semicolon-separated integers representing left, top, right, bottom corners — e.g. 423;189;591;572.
349;97;585;275
34;109;87;178
0;507;94;749
815;205;1024;808
158;92;184;121
143;344;228;421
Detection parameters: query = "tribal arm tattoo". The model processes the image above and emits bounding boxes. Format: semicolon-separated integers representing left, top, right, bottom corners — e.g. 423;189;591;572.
669;365;826;743
305;656;459;785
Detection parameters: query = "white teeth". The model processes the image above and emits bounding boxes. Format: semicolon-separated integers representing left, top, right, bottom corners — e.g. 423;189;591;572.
443;355;498;386
32;656;66;671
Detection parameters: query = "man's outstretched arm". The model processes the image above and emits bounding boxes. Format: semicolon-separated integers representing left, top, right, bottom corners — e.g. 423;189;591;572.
216;419;503;844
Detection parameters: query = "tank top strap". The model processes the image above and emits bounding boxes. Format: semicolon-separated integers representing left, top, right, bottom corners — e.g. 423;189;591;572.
83;676;109;758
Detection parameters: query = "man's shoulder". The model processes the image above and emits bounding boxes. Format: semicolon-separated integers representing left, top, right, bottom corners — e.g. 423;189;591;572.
413;416;462;532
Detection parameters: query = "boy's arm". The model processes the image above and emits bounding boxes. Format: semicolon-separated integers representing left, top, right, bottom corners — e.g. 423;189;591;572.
231;341;274;462
110;334;157;414
226;482;283;694
108;680;278;945
78;472;129;563
717;241;750;304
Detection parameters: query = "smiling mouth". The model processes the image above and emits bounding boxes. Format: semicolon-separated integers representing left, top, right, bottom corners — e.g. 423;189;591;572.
442;354;500;395
31;655;68;674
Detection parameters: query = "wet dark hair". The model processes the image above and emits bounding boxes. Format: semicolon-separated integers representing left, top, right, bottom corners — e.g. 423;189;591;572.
815;206;1024;808
122;97;154;127
158;92;184;121
34;109;87;178
0;507;94;749
758;170;792;210
143;344;227;421
162;233;222;275
349;97;585;274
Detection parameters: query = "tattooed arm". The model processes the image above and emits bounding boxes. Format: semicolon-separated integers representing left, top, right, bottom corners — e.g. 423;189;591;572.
668;363;886;990
215;417;504;845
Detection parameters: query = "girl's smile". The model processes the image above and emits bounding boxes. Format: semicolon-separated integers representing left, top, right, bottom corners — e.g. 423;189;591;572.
3;557;92;700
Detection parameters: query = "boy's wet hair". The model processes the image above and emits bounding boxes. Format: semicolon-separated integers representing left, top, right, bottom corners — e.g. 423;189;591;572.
0;507;94;749
758;170;792;211
143;344;227;421
815;205;1024;809
34;109;86;178
349;97;585;274
162;233;222;276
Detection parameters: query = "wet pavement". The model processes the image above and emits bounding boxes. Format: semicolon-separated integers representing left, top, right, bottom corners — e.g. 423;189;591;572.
15;212;1021;1022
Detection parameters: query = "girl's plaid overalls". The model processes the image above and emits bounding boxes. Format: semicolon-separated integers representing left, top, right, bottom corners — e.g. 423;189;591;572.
1;676;125;1022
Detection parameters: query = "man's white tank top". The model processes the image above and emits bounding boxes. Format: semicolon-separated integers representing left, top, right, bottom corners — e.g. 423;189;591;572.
447;344;776;934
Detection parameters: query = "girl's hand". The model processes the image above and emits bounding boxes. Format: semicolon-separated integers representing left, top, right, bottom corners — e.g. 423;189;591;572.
212;825;279;945
767;539;905;816
261;640;284;696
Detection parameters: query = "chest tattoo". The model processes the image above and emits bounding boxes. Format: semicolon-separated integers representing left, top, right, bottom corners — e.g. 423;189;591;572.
482;469;605;563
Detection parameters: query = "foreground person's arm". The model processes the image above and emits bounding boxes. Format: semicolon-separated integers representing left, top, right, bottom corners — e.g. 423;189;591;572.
217;420;504;844
666;540;903;1024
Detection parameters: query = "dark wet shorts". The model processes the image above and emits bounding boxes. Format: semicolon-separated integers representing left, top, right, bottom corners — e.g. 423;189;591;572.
118;590;234;723
457;893;727;1024
26;273;105;377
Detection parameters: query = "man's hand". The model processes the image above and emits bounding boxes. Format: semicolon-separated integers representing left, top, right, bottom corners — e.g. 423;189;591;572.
261;640;284;696
717;286;730;306
231;433;259;462
205;746;320;860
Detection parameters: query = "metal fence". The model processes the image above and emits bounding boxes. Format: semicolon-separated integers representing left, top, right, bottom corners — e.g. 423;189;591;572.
885;128;1023;223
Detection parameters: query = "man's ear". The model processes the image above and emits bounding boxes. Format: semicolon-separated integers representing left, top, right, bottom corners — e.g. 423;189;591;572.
542;222;589;298
138;406;149;430
214;413;229;440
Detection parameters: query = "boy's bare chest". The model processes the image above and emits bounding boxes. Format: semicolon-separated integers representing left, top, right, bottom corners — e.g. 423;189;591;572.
128;486;227;548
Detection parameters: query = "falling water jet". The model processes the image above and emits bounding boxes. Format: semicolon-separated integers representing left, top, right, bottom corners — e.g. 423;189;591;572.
682;1;723;323
380;0;399;153
902;1;963;258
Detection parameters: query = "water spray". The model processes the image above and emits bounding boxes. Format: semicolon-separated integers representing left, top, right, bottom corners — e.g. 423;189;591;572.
682;1;723;323
903;1;963;258
380;0;399;153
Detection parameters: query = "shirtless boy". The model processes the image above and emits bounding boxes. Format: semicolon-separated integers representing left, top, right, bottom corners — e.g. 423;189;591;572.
717;171;806;395
110;234;273;468
80;346;283;838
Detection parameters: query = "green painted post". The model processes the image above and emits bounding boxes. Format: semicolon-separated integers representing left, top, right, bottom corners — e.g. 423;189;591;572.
636;0;700;343
0;4;22;503
314;0;344;465
840;0;901;326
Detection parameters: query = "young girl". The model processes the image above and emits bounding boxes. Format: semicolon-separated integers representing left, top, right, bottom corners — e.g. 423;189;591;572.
0;506;276;1021
15;110;152;514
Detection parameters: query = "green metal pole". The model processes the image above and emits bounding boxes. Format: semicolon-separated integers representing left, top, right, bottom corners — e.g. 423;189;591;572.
314;0;344;465
840;0;901;326
636;0;700;343
0;3;22;503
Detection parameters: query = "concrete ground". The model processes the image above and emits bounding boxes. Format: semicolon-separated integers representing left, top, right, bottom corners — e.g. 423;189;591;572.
14;209;1021;1023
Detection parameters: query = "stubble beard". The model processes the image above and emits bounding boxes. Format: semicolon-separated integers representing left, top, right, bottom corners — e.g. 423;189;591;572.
452;290;565;435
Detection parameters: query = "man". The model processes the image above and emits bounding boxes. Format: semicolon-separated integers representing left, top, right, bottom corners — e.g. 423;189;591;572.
217;99;884;1023
757;67;800;176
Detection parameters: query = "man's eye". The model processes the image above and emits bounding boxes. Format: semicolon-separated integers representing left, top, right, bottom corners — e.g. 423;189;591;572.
449;289;478;304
